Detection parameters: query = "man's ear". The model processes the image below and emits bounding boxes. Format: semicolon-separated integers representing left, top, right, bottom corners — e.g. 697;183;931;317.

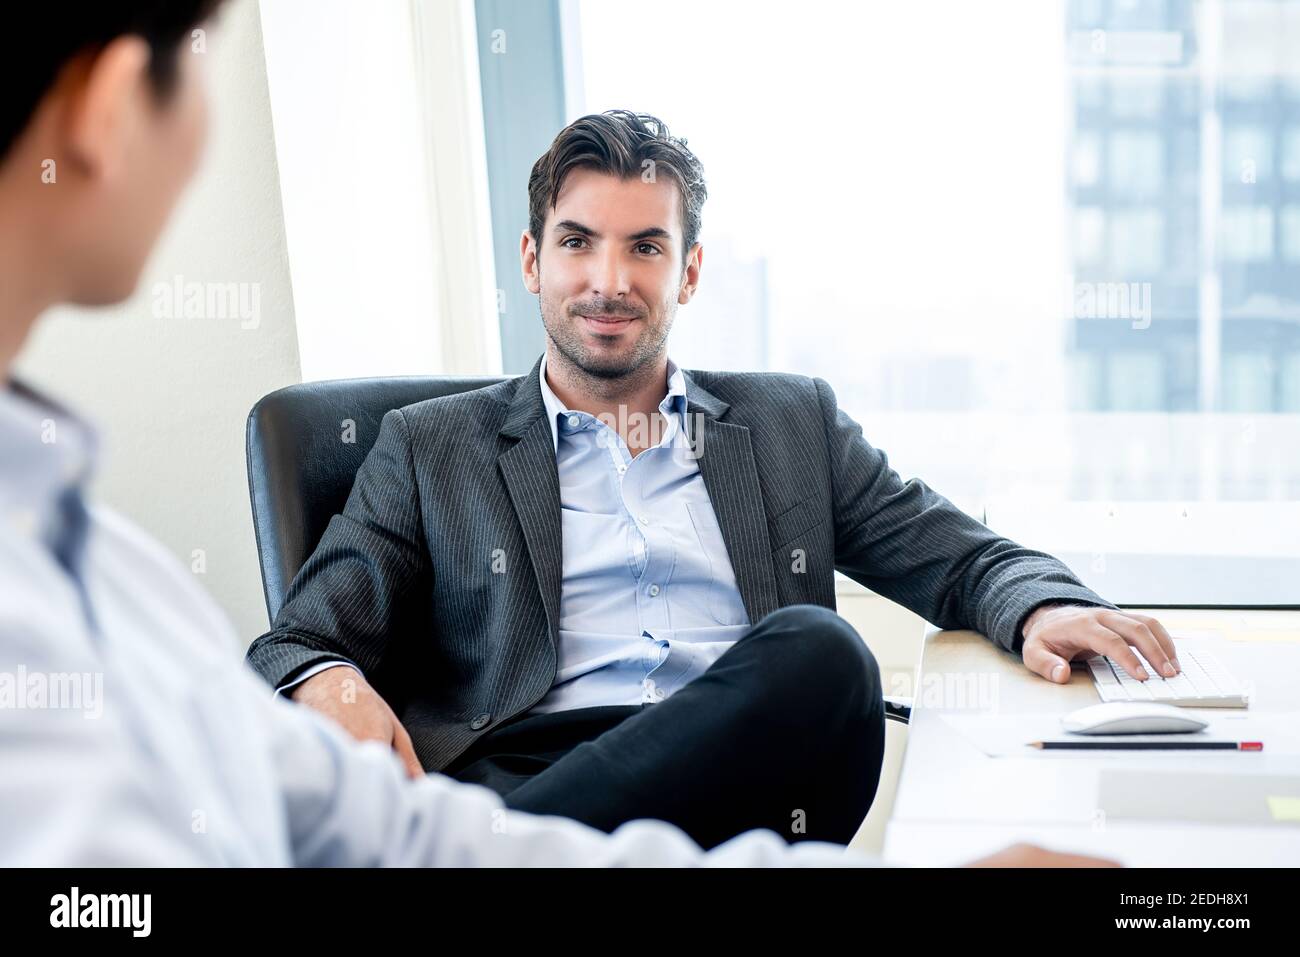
520;229;541;294
678;243;703;305
61;35;151;181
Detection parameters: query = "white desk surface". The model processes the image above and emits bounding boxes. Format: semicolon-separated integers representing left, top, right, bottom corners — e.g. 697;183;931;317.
883;609;1300;866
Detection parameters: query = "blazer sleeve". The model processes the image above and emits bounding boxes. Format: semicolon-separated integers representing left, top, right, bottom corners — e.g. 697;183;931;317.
814;377;1117;654
245;408;432;688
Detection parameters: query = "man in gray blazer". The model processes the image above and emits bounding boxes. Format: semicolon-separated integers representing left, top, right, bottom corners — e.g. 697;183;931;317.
247;111;1180;850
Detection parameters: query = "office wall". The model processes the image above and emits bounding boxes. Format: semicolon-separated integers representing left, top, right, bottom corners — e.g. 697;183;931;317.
14;0;300;646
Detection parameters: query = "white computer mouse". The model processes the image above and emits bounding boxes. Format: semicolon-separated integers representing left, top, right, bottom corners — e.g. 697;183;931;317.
1061;701;1209;735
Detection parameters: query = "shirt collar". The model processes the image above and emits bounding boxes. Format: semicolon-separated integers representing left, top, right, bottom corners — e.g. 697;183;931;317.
0;377;98;549
538;354;687;453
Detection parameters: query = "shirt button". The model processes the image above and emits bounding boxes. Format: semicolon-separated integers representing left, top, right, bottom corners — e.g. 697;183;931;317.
648;584;660;597
567;414;580;428
469;712;491;730
638;515;649;525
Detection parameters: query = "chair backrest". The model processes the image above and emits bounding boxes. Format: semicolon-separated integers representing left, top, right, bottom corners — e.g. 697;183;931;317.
245;375;510;621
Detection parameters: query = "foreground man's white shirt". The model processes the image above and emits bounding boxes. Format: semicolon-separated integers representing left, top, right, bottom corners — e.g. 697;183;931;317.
0;382;880;867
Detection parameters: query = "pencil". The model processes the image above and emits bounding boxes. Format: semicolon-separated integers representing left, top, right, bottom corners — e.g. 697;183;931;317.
1029;740;1263;751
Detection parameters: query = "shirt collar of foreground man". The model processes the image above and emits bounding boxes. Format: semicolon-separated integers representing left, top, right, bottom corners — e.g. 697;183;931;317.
0;380;98;596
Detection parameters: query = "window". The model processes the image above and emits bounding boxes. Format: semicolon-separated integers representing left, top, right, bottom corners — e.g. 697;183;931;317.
476;0;1300;604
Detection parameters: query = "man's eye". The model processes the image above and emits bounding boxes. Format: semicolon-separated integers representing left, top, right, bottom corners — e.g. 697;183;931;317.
636;243;661;255
562;237;587;249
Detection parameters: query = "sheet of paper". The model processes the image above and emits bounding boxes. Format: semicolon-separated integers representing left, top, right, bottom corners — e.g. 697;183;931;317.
938;711;1300;758
1098;769;1300;826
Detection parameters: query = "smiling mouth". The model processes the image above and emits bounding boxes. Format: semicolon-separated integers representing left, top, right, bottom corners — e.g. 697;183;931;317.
582;315;636;333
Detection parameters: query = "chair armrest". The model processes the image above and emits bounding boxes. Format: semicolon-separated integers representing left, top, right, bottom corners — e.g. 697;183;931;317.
883;695;912;724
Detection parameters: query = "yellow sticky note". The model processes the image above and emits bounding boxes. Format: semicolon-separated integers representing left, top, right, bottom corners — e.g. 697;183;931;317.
1266;796;1300;822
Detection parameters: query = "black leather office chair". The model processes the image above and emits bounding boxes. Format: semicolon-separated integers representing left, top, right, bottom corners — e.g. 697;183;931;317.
245;375;509;622
244;374;912;723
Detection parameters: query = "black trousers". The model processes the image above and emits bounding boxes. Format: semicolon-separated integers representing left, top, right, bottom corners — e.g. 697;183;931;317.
443;604;886;851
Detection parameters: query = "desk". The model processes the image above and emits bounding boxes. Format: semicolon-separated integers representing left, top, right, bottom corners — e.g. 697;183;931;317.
882;609;1300;866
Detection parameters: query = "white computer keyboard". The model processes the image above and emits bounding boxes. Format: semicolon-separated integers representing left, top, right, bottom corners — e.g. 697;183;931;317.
1086;648;1249;708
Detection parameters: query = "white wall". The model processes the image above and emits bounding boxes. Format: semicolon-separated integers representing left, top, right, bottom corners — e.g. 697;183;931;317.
14;0;301;645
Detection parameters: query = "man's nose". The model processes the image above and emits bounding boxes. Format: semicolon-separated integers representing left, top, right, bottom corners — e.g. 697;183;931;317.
590;249;630;299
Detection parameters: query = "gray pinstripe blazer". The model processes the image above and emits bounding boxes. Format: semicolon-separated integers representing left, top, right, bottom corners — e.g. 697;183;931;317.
245;355;1114;771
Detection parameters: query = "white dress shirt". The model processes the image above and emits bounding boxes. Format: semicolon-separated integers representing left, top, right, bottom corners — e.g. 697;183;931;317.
532;355;751;712
0;379;876;866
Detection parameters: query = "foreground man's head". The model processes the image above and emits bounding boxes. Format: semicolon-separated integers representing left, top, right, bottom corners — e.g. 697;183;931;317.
0;1;220;372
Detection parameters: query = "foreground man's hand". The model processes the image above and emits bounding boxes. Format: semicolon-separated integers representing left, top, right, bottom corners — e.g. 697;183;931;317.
1021;604;1180;685
291;666;423;778
964;842;1121;867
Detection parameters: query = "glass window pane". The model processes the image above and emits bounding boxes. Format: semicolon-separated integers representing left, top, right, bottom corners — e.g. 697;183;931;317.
1280;206;1300;261
1075;206;1106;264
1109;208;1165;272
1221;352;1275;412
1108;0;1167;30
1281;126;1300;181
1282;354;1300;411
1109;351;1166;410
1223;125;1272;183
1110;77;1164;116
1222;75;1274;101
1108;130;1164;195
1221;206;1274;261
1073;130;1102;187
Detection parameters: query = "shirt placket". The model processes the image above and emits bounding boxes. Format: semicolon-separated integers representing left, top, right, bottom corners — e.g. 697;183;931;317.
600;420;676;704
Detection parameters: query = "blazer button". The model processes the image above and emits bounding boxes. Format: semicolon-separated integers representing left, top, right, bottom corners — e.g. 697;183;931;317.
470;712;491;730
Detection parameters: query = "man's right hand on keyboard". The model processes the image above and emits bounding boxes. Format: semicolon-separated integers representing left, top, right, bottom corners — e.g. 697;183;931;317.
1020;604;1180;685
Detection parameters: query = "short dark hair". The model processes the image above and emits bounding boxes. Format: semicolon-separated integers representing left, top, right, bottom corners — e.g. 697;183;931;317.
527;110;707;263
1;0;225;161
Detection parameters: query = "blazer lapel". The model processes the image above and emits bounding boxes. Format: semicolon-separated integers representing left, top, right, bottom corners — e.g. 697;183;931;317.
683;372;781;623
497;359;563;649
